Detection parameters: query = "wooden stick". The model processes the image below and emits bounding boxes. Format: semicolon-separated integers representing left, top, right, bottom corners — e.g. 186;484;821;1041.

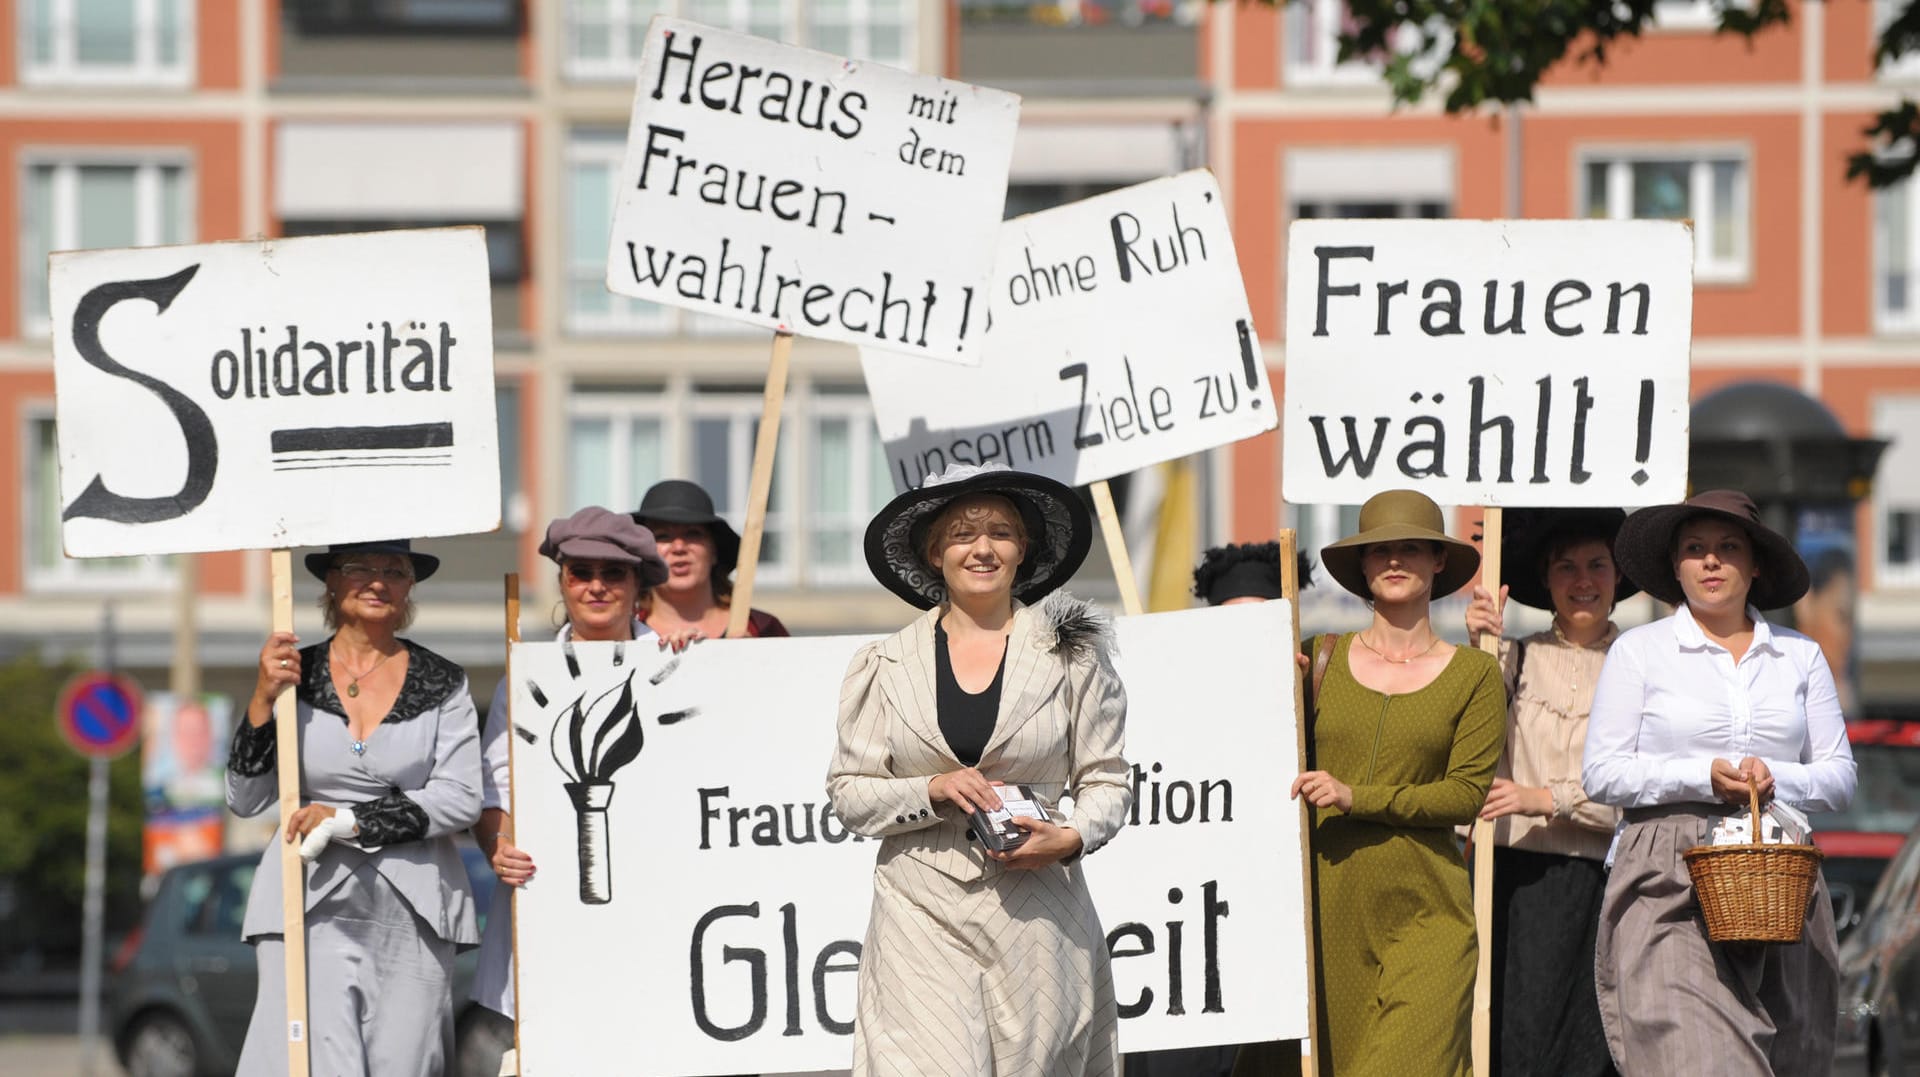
1470;508;1502;1077
504;573;522;1074
728;331;793;639
270;550;310;1075
1090;480;1143;616
1281;529;1320;1077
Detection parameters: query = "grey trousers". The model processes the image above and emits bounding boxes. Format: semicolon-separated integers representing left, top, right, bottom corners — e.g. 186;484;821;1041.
238;863;457;1077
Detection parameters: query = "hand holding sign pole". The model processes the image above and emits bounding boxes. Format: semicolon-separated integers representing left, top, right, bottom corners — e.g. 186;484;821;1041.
269;549;310;1073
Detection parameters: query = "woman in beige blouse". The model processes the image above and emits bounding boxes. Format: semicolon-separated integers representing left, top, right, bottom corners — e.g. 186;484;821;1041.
1464;508;1635;1077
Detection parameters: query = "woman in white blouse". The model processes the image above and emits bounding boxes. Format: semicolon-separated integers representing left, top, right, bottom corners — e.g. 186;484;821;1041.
1583;490;1855;1075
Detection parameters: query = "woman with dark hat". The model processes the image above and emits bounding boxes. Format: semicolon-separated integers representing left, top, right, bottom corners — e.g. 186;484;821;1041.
632;479;789;650
1461;508;1635;1077
1584;490;1855;1075
468;508;671;1045
827;461;1130;1075
1289;489;1505;1077
227;539;482;1076
1191;540;1314;607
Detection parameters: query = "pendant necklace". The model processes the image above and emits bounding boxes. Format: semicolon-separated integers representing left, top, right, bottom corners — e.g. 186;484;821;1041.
334;645;399;700
1355;632;1441;664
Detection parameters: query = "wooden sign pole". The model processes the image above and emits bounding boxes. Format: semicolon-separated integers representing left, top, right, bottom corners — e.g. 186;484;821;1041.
1090;480;1143;616
269;550;310;1076
1469;508;1502;1077
504;573;522;1076
1280;529;1320;1077
727;331;794;639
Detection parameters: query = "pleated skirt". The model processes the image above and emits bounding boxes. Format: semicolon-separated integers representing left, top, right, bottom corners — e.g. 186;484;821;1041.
1593;805;1837;1077
852;853;1120;1077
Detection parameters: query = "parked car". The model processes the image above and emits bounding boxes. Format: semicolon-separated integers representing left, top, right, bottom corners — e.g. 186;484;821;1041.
1816;721;1920;941
108;846;499;1077
1835;823;1920;1077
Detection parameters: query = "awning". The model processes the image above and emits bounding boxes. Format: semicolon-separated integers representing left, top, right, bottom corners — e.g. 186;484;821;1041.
1285;146;1454;203
276;121;525;219
1009;121;1196;183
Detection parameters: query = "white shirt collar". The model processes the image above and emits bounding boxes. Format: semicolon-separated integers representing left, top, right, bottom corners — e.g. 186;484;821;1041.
1672;602;1772;653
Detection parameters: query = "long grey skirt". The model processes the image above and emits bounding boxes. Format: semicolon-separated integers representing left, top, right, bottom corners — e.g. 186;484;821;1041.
238;861;457;1077
1594;804;1837;1076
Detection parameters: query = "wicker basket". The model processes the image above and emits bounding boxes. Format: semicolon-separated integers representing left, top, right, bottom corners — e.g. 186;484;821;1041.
1682;782;1824;944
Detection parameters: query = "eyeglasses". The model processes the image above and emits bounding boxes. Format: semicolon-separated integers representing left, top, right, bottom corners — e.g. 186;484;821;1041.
565;562;634;585
337;563;414;584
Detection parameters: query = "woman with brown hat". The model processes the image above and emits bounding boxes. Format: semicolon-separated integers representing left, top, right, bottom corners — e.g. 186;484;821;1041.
632;479;789;649
467;507;670;1051
828;461;1130;1075
1584;490;1855;1075
1289;489;1505;1077
1462;508;1636;1077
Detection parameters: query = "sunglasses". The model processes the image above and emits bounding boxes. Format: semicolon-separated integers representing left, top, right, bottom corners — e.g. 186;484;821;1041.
565;562;634;585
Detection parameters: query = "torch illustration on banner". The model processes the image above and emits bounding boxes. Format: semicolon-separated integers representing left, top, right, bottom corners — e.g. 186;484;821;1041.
528;644;696;904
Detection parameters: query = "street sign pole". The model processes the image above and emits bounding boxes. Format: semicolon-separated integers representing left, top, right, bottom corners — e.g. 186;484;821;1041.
77;602;116;1077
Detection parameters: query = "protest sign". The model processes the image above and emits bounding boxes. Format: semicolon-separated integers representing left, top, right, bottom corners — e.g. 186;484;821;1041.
512;602;1307;1075
49;227;500;558
141;692;233;874
604;16;1018;361
862;171;1275;492
1282;219;1693;506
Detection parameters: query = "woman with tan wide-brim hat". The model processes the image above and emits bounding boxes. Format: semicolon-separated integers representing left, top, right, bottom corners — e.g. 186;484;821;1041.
1283;489;1506;1077
1583;490;1854;1075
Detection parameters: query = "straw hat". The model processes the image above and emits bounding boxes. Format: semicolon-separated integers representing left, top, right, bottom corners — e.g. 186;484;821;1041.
1319;490;1481;601
864;462;1091;610
1612;490;1810;608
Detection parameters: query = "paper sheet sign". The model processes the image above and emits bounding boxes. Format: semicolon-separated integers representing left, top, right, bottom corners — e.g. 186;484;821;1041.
862;171;1275;491
1283;218;1693;507
50;228;500;557
605;16;1019;361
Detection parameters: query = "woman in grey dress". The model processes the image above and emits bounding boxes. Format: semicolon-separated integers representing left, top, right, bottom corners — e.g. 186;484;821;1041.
226;538;483;1077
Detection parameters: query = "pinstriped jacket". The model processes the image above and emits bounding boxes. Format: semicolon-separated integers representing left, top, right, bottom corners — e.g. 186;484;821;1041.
827;593;1132;882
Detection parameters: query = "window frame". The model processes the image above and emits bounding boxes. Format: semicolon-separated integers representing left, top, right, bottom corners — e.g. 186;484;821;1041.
801;386;890;586
1578;148;1752;284
19;0;196;87
1872;395;1920;588
21;407;177;593
561;0;916;83
19;153;196;339
1873;180;1920;333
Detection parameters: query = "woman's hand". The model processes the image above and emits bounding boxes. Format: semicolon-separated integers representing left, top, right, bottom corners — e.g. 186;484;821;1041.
491;840;536;887
250;632;301;724
1465;585;1507;647
284;803;338;844
1711;757;1776;805
990;816;1083;870
1290;770;1353;812
656;628;708;654
1479;777;1552;820
928;768;1001;814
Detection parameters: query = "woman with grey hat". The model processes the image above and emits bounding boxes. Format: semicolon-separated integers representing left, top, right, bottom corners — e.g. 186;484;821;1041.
827;462;1130;1075
227;539;482;1077
1584;490;1855;1075
1461;508;1635;1077
633;479;789;650
468;507;670;1040
1288;490;1505;1077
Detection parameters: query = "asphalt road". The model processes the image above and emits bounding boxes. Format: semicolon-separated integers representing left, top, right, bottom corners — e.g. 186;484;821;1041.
0;1034;96;1077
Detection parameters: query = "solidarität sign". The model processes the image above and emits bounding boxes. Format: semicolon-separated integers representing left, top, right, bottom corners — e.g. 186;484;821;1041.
1283;219;1693;507
49;228;500;558
511;602;1307;1075
861;171;1275;491
605;16;1019;362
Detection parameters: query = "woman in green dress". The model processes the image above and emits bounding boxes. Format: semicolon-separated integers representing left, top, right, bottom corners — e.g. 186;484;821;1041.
1290;490;1506;1076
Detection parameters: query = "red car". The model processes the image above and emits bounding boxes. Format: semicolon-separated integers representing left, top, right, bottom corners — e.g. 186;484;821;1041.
1815;720;1920;937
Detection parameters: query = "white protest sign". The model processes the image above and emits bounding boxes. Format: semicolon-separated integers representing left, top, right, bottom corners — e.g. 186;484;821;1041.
606;16;1018;361
861;171;1276;492
512;602;1307;1076
1283;219;1692;506
50;228;499;557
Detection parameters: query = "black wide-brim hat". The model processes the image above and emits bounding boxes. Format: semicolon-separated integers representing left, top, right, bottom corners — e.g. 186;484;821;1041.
303;539;440;582
632;480;742;577
864;464;1092;611
1614;489;1810;609
1498;507;1640;612
1320;489;1481;601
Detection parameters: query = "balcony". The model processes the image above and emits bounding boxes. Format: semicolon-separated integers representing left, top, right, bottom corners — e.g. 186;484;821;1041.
956;0;1202;97
275;0;526;94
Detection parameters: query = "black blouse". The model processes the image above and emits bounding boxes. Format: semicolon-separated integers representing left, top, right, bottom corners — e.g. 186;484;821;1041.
934;621;1007;767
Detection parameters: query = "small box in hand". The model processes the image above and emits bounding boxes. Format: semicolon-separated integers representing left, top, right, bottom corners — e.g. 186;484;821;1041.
969;784;1052;853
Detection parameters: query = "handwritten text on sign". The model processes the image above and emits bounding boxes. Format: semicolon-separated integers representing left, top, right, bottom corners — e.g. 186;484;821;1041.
606;17;1019;361
511;603;1307;1076
862;171;1275;491
1282;219;1693;506
50;228;500;558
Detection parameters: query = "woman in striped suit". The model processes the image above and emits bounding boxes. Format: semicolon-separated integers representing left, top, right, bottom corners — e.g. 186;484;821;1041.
828;462;1132;1076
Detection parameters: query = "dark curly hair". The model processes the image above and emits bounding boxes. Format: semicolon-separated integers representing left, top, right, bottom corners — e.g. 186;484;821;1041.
1192;542;1315;606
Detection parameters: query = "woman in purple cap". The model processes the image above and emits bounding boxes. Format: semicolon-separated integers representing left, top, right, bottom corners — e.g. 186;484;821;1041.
468;507;670;1044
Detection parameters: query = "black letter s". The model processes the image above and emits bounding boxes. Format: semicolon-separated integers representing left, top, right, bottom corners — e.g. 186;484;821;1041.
62;265;219;525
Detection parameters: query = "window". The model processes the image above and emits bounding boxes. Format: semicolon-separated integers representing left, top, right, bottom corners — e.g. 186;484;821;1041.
1287;147;1454;223
1878;1;1920;84
563;0;916;82
1284;0;1433;86
806;387;892;583
1650;0;1719;31
1582;153;1750;282
1874;396;1920;586
20;158;192;338
1295;199;1447;219
24;415;175;590
20;0;193;85
1876;181;1920;331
